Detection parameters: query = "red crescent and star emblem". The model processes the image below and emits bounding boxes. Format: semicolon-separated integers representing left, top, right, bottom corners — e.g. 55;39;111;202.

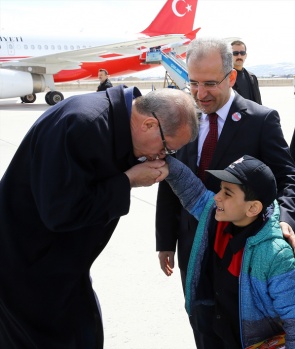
172;0;192;17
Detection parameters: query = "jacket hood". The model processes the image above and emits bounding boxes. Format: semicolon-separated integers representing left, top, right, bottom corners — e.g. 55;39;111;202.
246;201;281;247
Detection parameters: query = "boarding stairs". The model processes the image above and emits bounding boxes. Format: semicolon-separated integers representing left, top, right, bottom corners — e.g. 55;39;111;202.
145;49;190;91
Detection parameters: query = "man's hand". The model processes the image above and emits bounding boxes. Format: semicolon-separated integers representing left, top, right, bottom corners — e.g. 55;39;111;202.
280;221;295;252
124;160;166;188
158;251;175;276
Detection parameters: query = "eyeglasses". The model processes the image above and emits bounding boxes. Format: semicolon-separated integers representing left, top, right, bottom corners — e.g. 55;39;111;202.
189;71;232;90
152;112;177;155
232;51;246;56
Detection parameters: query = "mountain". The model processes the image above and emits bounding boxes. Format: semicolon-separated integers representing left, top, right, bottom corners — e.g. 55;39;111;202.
113;62;295;80
240;62;295;78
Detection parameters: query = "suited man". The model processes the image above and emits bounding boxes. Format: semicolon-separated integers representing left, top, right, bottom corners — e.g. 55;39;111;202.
231;40;262;104
156;38;295;349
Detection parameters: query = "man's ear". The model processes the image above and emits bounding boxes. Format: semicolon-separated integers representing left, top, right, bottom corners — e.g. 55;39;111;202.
229;69;237;87
141;117;158;132
247;200;263;217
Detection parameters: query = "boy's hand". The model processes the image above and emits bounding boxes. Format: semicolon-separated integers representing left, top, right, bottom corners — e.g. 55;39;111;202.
158;163;169;181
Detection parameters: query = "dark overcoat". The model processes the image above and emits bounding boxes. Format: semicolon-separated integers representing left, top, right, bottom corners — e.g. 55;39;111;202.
0;85;141;348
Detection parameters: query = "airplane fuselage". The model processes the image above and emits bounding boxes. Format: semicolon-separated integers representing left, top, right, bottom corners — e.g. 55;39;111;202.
0;35;159;82
0;0;199;104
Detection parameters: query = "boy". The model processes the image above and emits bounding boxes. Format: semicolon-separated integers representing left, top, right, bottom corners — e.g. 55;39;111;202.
162;155;295;349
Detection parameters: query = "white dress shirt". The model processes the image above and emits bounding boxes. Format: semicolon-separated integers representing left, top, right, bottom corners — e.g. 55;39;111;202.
197;90;235;165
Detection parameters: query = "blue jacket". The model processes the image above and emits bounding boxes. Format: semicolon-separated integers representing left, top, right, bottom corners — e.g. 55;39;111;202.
165;156;295;348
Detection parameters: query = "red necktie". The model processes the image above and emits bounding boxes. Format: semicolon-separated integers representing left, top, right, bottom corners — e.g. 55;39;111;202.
198;113;218;182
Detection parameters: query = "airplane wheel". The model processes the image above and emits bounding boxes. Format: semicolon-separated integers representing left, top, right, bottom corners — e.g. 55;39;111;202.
21;94;37;103
45;91;52;104
46;91;64;105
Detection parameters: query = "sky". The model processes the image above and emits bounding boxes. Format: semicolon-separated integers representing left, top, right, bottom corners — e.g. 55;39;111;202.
0;0;295;68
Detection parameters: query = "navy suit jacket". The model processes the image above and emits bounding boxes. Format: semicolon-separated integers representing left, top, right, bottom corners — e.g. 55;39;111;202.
156;92;295;271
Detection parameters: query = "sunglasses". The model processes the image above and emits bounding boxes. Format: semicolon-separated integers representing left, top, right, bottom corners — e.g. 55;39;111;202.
233;51;246;56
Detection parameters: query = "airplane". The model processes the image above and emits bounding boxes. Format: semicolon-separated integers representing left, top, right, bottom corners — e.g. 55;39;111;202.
0;0;200;105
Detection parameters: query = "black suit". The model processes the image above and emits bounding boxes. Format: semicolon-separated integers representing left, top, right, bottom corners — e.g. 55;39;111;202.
233;68;262;104
290;128;295;161
96;78;113;92
156;91;295;347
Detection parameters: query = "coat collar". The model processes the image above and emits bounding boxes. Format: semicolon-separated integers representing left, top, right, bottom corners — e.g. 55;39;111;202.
106;85;142;168
246;201;281;247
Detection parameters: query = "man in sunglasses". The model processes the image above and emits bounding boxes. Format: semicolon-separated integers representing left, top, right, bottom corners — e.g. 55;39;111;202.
231;40;262;104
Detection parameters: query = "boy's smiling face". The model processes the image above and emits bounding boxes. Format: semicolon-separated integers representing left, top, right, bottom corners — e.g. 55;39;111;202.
214;181;260;227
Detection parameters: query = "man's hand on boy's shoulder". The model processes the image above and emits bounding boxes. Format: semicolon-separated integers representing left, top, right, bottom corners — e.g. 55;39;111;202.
280;222;295;252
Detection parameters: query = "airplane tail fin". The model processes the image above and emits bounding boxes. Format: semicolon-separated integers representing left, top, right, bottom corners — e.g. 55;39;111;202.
141;0;198;36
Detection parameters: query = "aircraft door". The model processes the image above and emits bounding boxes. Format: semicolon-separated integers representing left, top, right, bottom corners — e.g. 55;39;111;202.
7;42;15;55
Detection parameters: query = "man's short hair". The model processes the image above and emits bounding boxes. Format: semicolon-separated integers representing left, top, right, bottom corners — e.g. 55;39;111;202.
99;69;109;75
231;40;247;51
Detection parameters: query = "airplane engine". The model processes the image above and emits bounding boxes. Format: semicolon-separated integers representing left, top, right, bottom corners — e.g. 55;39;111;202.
0;69;46;98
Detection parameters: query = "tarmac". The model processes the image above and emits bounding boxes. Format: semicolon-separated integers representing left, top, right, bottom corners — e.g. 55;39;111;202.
0;86;295;349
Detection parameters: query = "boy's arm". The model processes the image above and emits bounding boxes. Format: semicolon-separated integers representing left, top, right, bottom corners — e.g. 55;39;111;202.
165;156;215;220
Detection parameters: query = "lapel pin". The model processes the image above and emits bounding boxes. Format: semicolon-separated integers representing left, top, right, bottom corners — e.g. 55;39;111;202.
232;112;242;122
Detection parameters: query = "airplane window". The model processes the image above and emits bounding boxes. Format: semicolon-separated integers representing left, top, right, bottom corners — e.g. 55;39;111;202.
38;45;41;50
70;45;74;50
24;45;28;49
31;45;35;49
51;45;55;50
45;45;48;50
64;45;68;50
57;45;61;50
9;44;13;49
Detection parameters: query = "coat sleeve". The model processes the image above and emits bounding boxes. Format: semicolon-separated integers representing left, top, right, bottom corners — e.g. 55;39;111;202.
165;156;215;221
156;179;182;252
249;72;262;105
289;128;295;162
30;108;131;232
259;108;295;229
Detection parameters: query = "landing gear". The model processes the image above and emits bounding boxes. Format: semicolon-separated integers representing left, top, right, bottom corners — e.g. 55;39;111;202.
20;94;37;103
19;91;64;105
45;91;64;105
